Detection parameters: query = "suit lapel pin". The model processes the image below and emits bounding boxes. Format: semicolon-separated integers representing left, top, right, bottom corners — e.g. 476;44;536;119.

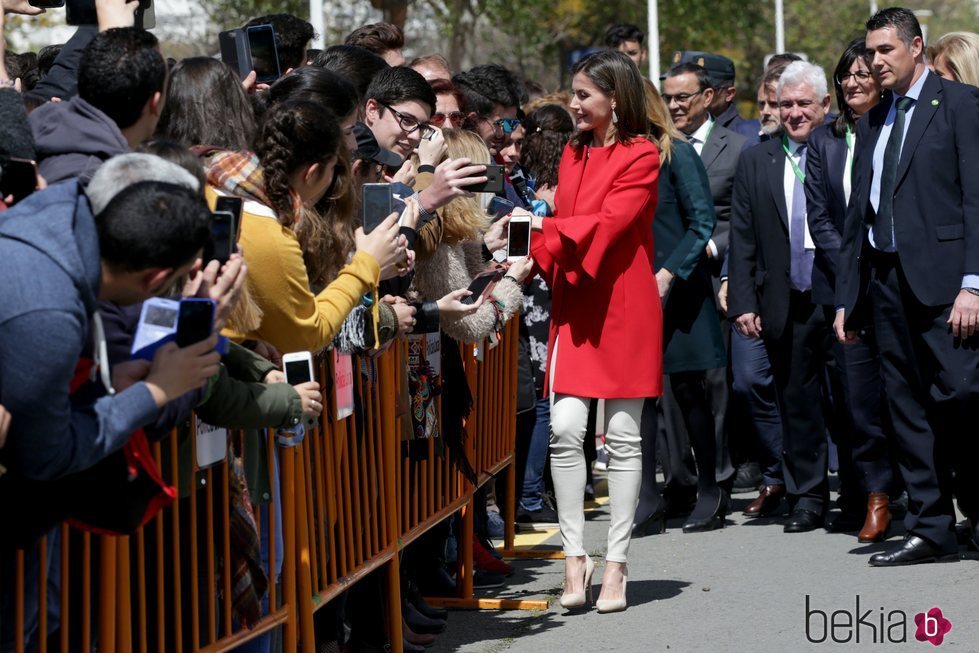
931;99;940;106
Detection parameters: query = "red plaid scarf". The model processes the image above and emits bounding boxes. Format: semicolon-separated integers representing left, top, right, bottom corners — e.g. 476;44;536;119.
203;150;303;224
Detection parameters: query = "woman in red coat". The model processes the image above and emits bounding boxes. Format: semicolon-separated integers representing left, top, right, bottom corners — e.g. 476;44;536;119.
528;51;663;613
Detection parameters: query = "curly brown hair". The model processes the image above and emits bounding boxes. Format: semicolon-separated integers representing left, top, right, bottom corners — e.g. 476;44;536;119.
520;104;574;188
254;99;340;227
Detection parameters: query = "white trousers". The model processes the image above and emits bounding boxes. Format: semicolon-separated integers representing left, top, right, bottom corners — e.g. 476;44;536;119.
549;339;644;562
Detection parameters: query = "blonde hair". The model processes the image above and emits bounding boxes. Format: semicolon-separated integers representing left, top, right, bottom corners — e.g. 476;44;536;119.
642;78;682;163
928;31;979;86
439;129;490;243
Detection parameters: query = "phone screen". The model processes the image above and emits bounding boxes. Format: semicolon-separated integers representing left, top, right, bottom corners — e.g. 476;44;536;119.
507;219;531;259
361;183;392;234
487;197;514;221
0;159;38;205
214;196;243;239
175;300;214;348
247;25;281;83
208;211;234;265
285;359;312;385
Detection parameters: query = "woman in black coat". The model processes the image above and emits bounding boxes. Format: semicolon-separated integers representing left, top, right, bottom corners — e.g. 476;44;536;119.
804;37;894;543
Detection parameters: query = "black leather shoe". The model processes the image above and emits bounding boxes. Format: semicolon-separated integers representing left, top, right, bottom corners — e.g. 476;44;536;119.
955;519;979;551
783;509;824;533
683;490;730;533
406;580;448;620
828;510;865;533
869;535;959;567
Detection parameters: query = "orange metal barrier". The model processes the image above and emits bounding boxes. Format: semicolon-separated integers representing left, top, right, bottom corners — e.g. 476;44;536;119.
1;320;521;653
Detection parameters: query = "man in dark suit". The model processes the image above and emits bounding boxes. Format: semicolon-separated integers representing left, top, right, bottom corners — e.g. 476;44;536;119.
729;60;833;533
836;7;979;566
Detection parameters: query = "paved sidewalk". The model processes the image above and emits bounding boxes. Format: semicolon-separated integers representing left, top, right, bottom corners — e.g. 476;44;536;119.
431;478;979;652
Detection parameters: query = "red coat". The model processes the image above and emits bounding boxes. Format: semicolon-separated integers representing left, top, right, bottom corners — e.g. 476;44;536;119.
532;137;663;399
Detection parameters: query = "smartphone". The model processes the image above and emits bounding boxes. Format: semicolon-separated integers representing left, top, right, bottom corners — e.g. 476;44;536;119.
506;216;531;261
131;297;180;356
214;195;243;240
28;0;65;8
247;25;281;84
0;158;38;206
487;196;515;221
66;0;153;28
175;298;215;348
461;164;504;193
283;351;314;385
206;211;235;265
360;183;392;234
219;29;251;80
461;270;503;305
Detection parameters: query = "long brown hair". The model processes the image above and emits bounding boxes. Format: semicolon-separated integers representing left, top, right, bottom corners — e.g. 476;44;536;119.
520;105;573;188
642;78;682;163
569;50;651;150
297;152;358;291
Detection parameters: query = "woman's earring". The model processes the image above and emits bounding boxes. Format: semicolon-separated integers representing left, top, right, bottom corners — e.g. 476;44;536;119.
612;108;618;124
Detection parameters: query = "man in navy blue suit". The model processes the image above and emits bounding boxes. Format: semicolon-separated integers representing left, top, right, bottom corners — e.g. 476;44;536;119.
836;7;979;566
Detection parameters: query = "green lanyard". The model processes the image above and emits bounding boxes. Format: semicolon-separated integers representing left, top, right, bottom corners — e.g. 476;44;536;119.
781;135;805;183
844;125;855;182
701;118;714;145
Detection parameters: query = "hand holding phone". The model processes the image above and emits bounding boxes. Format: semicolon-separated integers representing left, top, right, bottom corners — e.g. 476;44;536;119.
0;158;39;206
283;351;314;385
461;270;503;305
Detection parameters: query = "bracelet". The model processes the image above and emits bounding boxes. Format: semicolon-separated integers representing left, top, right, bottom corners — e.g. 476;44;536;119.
499;275;521;287
964;288;979;297
418;164;436;174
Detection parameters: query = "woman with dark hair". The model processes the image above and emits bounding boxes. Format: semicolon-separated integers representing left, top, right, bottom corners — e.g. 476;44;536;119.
518;104;574;213
259;66;359;152
527;50;662;613
157;57;256;150
204;100;404;354
805;37;894;543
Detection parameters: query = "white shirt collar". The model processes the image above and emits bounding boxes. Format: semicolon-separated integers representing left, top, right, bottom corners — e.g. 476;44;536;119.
688;116;713;143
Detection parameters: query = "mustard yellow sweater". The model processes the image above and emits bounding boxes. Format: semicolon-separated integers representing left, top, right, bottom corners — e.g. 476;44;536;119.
226;199;380;353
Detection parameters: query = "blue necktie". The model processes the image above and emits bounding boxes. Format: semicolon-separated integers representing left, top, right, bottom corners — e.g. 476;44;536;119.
790;145;813;291
875;96;914;250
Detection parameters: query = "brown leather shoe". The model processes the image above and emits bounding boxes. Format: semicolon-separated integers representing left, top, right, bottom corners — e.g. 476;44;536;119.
743;484;786;516
858;492;892;543
403;619;436;647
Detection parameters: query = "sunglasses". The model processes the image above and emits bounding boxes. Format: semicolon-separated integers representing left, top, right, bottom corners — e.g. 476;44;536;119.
431;111;466;128
492;117;522;134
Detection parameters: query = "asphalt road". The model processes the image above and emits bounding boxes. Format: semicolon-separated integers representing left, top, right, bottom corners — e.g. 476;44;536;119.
430;477;979;652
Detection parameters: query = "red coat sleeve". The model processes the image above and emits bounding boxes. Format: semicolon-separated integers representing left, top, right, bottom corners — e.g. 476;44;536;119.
532;146;659;286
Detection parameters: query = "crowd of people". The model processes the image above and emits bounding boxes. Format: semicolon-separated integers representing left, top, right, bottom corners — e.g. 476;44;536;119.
0;0;978;649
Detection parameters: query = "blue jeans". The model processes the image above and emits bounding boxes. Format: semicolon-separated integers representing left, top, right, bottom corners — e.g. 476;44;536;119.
518;399;550;512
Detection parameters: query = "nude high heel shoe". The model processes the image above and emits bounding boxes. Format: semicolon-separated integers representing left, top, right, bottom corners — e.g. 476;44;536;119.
558;555;595;609
596;565;628;614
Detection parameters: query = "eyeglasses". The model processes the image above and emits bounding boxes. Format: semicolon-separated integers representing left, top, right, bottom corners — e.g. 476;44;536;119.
836;70;874;84
661;90;704;105
431;111;466;128
379;101;434;137
491;118;522;134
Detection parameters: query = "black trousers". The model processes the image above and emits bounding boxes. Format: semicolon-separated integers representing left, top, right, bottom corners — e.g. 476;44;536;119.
869;252;979;551
764;290;830;515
